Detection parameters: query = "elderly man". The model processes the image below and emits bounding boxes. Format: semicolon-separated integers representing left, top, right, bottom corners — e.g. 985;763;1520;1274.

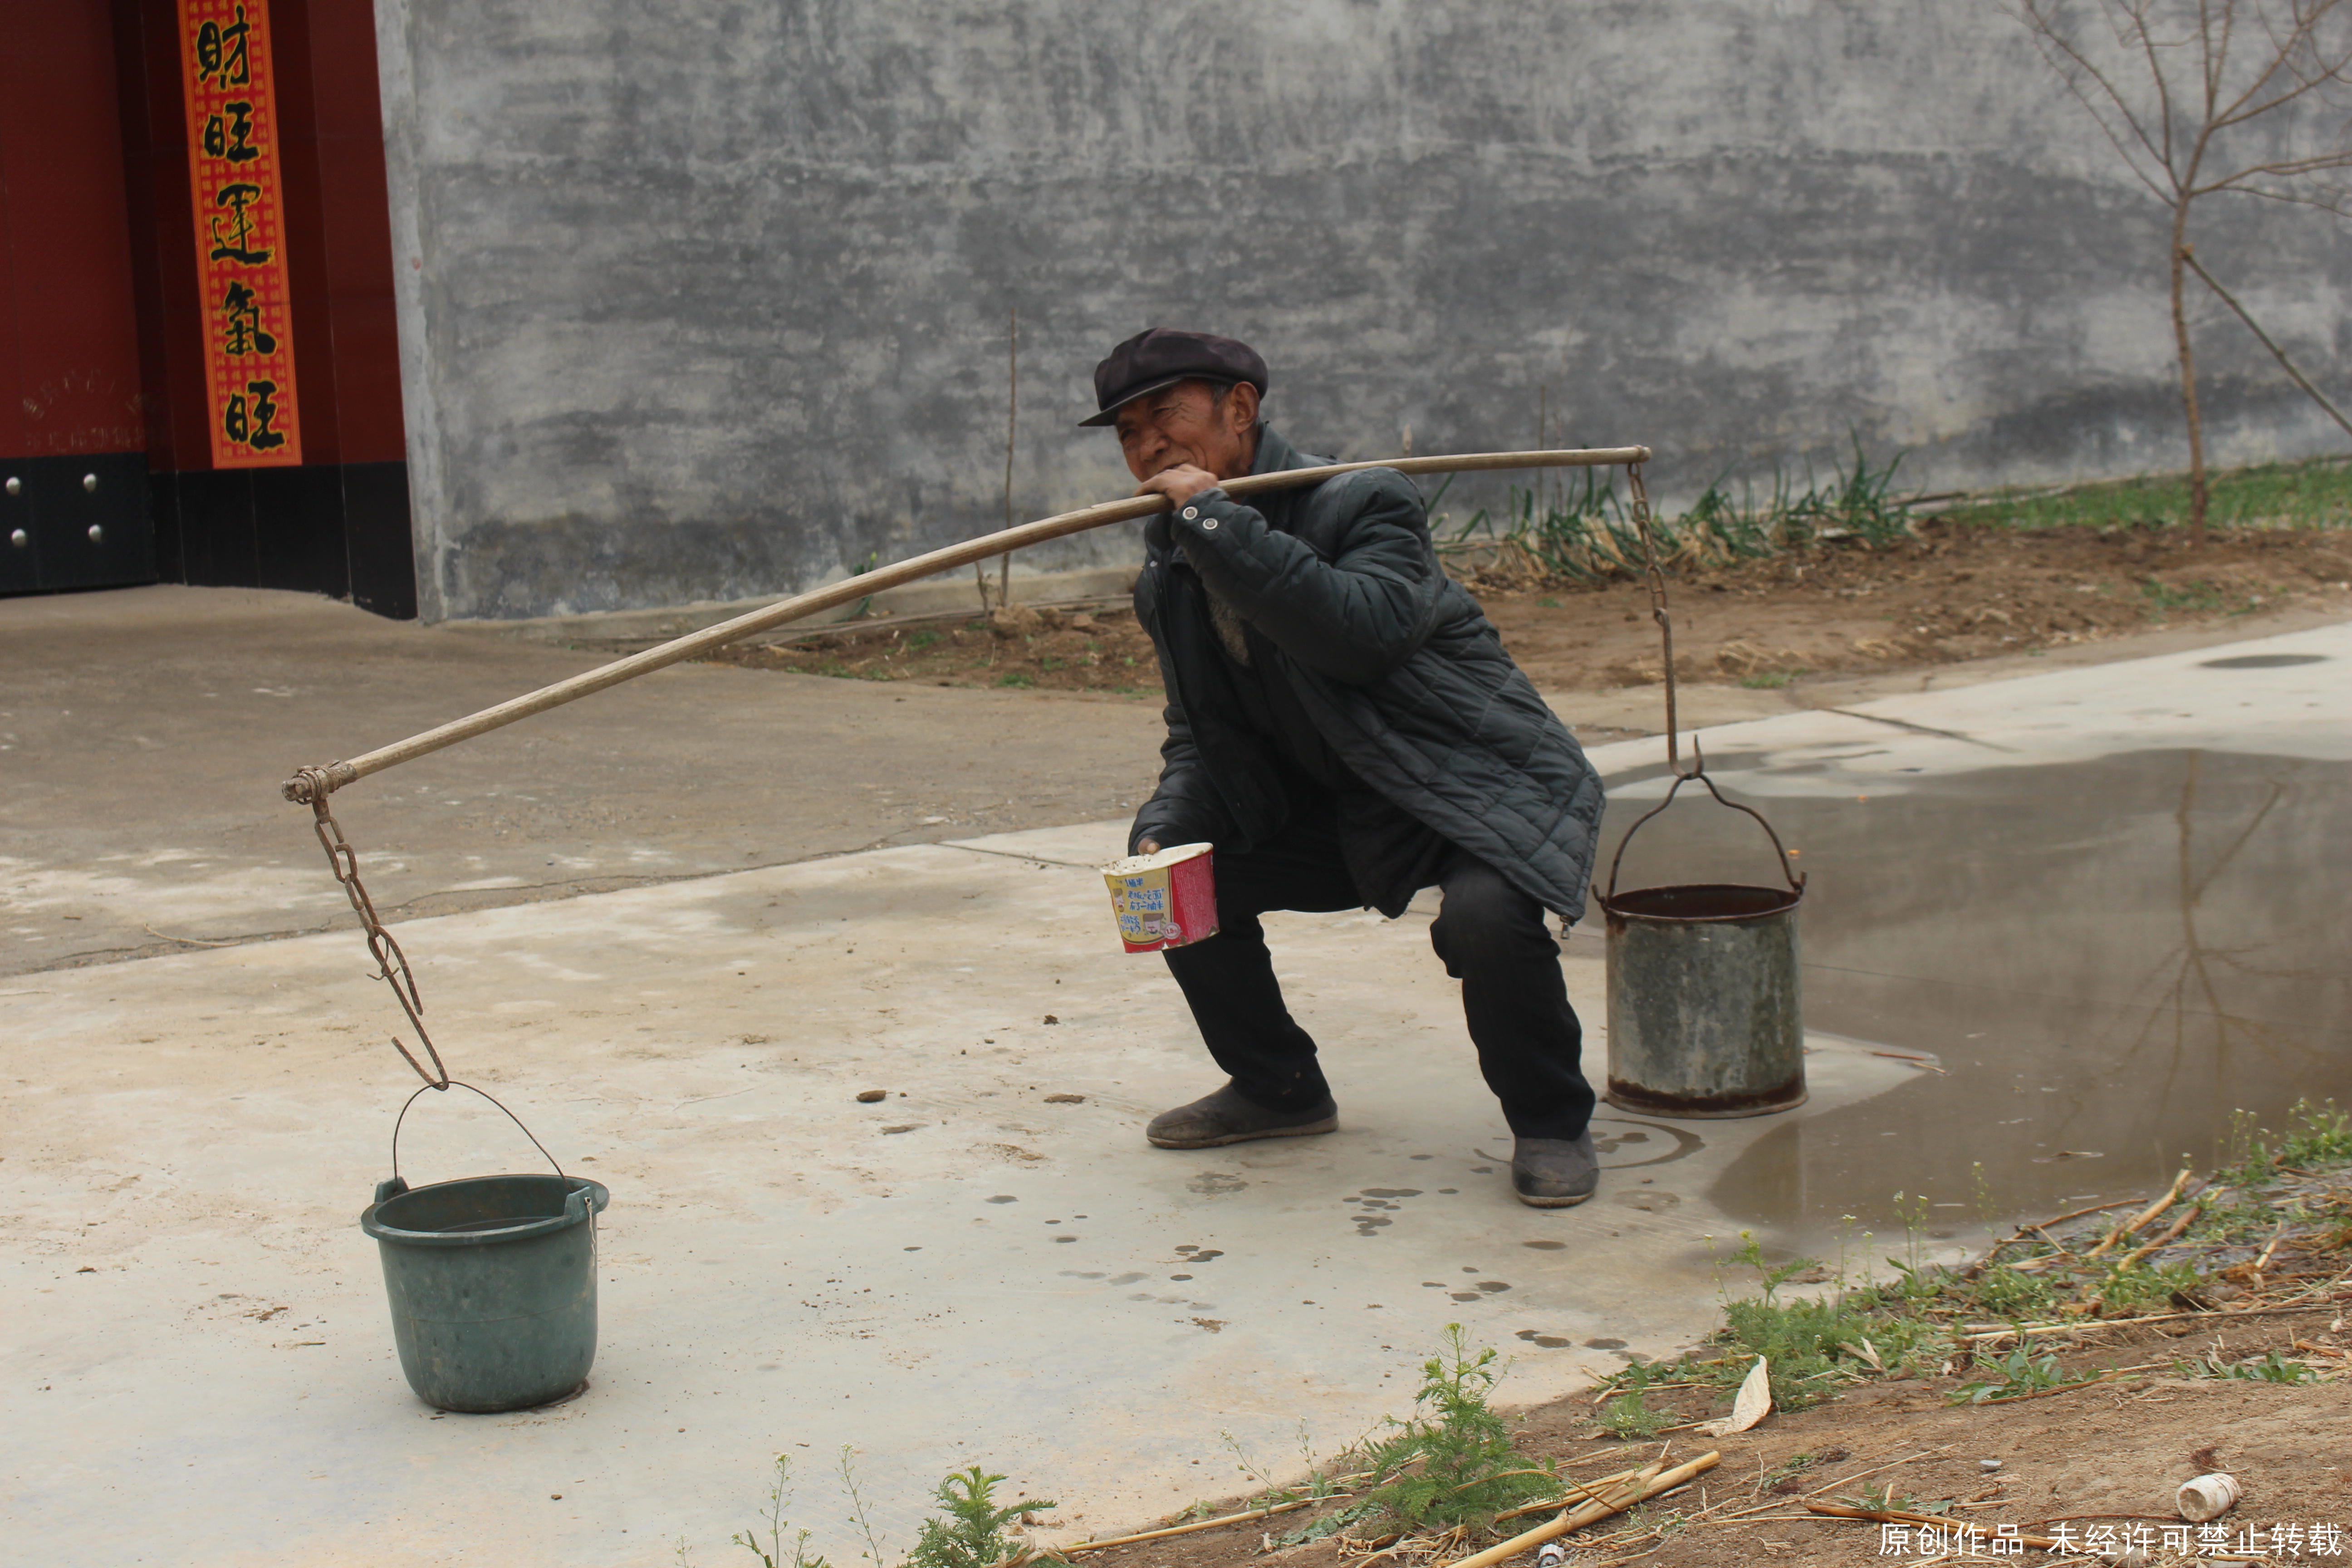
1084;327;1607;1207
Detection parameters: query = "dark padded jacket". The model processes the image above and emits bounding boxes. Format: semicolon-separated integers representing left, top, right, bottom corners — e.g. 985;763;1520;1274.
1129;425;1606;921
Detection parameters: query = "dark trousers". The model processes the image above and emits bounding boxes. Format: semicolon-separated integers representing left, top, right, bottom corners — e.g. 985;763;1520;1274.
1159;822;1598;1141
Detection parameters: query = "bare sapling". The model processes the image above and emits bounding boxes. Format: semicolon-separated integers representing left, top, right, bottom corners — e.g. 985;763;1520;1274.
2014;0;2352;544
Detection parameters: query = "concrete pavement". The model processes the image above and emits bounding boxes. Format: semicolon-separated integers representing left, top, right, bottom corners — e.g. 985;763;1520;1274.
9;583;2340;980
3;814;1916;1565
0;585;1168;978
2;589;2345;1565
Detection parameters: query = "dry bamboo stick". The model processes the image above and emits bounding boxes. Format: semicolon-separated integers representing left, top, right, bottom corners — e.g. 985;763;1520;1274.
1973;1193;2206;1280
1028;1495;1318;1559
1962;1299;2337;1341
1490;1466;1646;1522
2114;1203;2201;1271
2027;1197;2145;1230
2085;1168;2195;1259
1439;1452;1721;1568
280;446;1649;804
1792;1448;1949;1505
1968;1367;2149;1406
1438;1461;1662;1568
1750;1457;1963;1523
1968;1199;2146;1276
1588;1380;1705;1407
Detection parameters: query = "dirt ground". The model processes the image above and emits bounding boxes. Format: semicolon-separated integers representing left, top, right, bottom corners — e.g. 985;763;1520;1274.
700;522;2352;696
1044;1154;2352;1568
1083;1306;2352;1568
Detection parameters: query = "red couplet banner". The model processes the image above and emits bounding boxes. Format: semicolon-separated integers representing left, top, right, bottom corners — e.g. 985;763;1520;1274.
176;0;303;468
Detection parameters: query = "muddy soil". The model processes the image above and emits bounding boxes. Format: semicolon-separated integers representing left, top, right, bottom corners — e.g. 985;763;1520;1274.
700;523;2352;695
1082;1306;2352;1568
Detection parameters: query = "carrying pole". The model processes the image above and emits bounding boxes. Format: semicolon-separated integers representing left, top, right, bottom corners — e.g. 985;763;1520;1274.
281;446;1649;804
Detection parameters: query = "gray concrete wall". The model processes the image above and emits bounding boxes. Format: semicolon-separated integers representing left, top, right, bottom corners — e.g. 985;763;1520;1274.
373;0;2352;622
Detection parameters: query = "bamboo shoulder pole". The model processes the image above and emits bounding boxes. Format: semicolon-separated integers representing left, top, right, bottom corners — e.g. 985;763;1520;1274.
1440;1451;1720;1568
281;446;1648;804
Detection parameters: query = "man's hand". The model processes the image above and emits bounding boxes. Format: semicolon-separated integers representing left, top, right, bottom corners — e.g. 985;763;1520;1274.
1136;464;1221;511
1136;838;1162;856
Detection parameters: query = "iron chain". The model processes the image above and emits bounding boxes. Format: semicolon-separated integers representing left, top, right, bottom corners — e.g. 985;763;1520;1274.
296;767;450;1089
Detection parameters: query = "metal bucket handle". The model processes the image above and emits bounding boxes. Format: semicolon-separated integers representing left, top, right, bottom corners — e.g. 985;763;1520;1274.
377;1078;568;1206
1604;769;1807;903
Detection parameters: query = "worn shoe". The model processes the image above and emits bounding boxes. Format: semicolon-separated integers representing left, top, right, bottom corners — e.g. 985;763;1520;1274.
1146;1083;1339;1149
1511;1134;1599;1207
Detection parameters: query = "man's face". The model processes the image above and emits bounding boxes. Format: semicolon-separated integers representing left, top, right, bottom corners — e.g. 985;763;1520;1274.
1114;379;1259;482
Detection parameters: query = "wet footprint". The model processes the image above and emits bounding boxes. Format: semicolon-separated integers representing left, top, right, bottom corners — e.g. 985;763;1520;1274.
1346;1187;1422;1236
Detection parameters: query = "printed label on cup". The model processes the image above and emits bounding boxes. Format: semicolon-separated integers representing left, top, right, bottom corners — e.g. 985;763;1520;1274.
1100;843;1219;953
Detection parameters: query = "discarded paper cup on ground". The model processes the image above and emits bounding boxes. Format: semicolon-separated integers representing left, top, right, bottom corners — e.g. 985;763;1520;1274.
1100;842;1218;952
2177;1472;2239;1522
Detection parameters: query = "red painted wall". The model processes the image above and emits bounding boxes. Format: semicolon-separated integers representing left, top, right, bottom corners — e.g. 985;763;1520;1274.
0;0;146;459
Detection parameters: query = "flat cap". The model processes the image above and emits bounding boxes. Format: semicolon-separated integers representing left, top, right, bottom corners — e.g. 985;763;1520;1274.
1080;328;1269;427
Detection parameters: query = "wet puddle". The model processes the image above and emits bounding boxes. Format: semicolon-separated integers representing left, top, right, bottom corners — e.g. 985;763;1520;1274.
1594;746;2351;1231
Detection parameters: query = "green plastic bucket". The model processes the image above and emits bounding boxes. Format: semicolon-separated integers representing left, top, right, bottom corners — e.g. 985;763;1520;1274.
359;1084;612;1413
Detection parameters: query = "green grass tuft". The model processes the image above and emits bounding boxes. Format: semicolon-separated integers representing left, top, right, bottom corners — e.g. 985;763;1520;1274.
1941;455;2352;532
1359;1326;1561;1532
906;1467;1054;1568
2220;1098;2352;1184
2140;578;2235;616
1950;1345;2071;1404
1439;451;2352;590
1597;1385;1672;1439
2181;1348;2321;1384
1437;435;1917;583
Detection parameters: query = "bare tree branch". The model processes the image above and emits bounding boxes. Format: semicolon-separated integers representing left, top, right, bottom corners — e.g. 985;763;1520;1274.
2201;0;2235;136
2211;53;2352;128
2198;149;2352;186
2014;0;2352;542
2011;0;2183;199
2183;248;2352;438
2215;181;2352;211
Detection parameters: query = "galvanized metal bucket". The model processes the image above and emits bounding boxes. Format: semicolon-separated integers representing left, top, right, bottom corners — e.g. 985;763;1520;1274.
1600;772;1808;1119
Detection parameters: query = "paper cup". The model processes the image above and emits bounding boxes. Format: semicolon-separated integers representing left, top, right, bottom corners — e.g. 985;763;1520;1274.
1100;843;1218;953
